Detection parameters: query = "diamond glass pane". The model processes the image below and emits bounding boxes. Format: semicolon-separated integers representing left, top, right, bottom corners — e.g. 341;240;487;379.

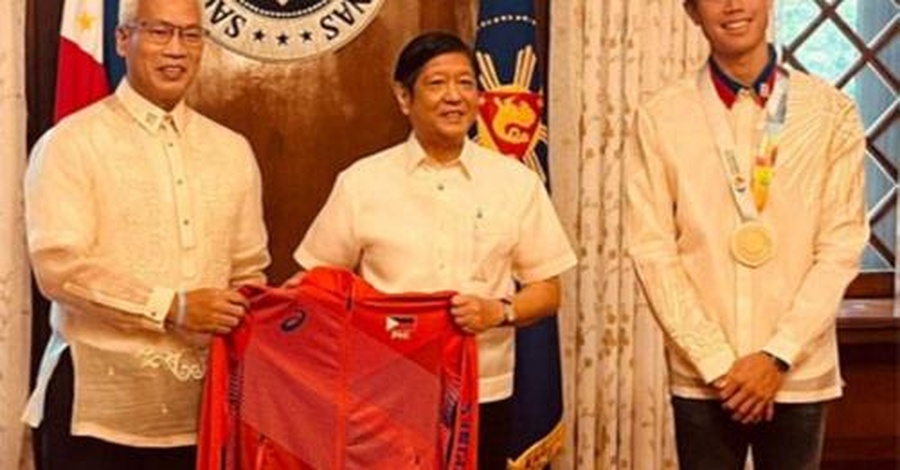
778;0;898;283
836;0;898;44
861;245;891;271
872;119;899;173
876;33;899;86
777;1;822;47
872;197;897;260
865;153;894;210
794;20;861;83
843;65;895;129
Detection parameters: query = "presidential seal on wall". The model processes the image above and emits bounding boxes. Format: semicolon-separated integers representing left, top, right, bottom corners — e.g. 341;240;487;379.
203;0;384;62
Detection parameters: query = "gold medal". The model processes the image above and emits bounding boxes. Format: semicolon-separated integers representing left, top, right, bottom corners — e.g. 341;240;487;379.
730;221;775;268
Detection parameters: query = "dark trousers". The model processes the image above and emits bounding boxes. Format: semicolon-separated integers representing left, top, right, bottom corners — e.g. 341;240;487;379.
478;398;512;470
39;350;196;470
671;396;828;470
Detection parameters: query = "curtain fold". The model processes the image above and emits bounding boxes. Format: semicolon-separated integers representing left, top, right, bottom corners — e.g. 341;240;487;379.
0;0;33;468
548;1;707;468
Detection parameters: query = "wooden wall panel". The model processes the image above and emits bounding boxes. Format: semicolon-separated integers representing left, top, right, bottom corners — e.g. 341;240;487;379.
822;320;900;469
188;2;476;282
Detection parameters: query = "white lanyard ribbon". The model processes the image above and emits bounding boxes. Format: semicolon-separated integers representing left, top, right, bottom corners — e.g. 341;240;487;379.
698;64;790;222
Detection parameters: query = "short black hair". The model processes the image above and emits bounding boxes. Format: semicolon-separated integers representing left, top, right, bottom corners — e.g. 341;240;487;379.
393;31;476;92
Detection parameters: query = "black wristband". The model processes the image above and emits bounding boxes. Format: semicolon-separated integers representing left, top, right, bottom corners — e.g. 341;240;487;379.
762;351;790;373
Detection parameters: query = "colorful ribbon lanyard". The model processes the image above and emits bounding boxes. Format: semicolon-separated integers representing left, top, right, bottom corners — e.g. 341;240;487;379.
698;64;790;222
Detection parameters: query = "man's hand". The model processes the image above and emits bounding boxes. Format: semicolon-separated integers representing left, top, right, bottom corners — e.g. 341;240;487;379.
167;288;249;335
281;270;306;288
716;352;784;424
449;294;504;335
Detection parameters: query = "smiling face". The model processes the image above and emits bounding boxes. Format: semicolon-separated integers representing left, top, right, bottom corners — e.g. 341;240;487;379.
393;52;479;151
116;0;203;110
685;0;771;63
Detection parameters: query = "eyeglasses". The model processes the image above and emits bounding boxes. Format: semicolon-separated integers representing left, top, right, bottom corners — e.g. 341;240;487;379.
124;20;207;46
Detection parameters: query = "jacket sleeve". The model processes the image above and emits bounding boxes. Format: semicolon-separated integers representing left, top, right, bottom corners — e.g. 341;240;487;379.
227;137;270;287
625;107;736;383
26;130;174;332
762;98;869;367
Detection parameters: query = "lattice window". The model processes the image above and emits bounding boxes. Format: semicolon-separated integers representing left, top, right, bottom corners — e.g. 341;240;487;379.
777;0;898;297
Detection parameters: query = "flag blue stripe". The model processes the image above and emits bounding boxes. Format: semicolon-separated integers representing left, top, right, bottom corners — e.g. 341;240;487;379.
474;1;563;464
104;0;126;87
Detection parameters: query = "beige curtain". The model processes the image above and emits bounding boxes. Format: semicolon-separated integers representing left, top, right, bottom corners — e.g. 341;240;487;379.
548;1;707;468
0;0;33;468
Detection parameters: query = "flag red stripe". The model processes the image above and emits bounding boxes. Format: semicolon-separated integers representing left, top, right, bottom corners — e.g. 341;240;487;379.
54;37;109;122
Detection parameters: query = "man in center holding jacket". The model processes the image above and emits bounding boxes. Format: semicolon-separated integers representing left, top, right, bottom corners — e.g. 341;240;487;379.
292;32;576;469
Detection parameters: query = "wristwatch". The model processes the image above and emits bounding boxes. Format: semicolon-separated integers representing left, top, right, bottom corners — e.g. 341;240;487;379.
499;297;517;327
762;351;790;373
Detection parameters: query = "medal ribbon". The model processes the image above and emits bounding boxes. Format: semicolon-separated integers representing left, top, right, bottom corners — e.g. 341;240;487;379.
699;63;790;221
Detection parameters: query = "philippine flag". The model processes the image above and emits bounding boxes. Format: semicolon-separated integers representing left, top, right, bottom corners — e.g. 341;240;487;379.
54;0;110;122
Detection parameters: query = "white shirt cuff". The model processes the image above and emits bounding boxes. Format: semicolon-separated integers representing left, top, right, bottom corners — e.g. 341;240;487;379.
145;286;176;330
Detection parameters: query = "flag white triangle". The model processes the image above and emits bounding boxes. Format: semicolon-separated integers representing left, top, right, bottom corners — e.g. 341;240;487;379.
59;0;104;63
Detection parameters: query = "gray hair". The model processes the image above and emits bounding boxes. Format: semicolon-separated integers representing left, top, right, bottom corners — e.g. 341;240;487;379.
117;0;203;26
118;0;138;26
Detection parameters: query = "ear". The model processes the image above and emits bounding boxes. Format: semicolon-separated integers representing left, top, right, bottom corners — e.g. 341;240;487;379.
683;1;701;26
115;26;129;58
392;82;412;116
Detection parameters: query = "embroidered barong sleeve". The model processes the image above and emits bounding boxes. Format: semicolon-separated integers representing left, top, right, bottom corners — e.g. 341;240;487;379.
761;99;869;367
26;131;175;332
626;108;736;383
226;139;270;287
